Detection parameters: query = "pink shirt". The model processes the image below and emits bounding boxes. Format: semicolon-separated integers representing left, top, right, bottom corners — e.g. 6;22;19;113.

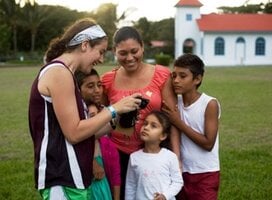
102;65;171;154
99;136;121;190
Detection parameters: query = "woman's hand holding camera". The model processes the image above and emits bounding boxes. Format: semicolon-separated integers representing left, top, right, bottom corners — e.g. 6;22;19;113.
112;93;142;115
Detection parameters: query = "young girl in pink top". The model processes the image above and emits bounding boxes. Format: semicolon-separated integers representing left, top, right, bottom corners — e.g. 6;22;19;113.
76;69;121;200
88;103;121;200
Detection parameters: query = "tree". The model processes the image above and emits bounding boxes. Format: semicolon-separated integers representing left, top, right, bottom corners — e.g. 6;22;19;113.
0;24;11;57
218;4;262;13
264;2;272;13
218;2;272;14
134;17;152;45
0;0;20;55
91;3;118;49
152;18;174;56
33;5;82;52
20;2;49;53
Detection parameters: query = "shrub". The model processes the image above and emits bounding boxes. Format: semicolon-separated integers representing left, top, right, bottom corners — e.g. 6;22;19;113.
155;53;172;66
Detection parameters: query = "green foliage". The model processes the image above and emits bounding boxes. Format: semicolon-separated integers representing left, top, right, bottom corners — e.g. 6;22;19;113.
1;1;272;61
0;24;11;55
151;18;174;56
26;5;82;51
199;66;272;200
155;53;172;66
134;17;152;45
218;3;268;13
134;17;175;58
0;1;176;60
264;2;272;13
92;3;118;49
0;0;21;54
0;65;272;199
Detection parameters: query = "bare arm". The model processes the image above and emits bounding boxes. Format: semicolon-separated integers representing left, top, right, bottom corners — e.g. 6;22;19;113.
163;99;219;151
95;122;112;139
38;66;141;144
161;77;181;159
92;140;105;180
112;186;120;200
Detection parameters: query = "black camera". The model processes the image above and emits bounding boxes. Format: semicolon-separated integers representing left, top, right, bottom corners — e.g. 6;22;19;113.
138;97;149;109
118;97;149;128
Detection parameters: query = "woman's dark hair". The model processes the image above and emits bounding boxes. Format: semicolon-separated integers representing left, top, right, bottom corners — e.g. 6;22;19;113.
112;26;143;48
147;110;171;149
174;53;205;88
45;18;107;63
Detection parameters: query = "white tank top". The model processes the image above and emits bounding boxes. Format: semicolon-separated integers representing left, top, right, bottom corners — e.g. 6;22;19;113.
178;93;221;173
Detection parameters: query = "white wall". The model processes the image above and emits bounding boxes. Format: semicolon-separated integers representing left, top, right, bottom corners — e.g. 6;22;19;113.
175;7;201;58
202;33;272;66
175;6;272;66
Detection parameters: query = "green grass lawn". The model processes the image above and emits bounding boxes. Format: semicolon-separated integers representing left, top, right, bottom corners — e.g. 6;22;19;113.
0;64;271;199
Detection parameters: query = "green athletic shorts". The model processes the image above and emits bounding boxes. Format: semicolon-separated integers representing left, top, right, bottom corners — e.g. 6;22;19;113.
39;185;90;200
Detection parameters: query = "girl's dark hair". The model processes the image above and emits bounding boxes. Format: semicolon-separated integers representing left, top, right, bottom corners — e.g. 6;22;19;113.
147;110;171;149
112;26;143;48
174;53;205;88
45;18;107;63
75;69;99;88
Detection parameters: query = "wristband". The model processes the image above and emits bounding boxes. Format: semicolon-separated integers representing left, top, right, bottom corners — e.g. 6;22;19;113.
107;105;117;119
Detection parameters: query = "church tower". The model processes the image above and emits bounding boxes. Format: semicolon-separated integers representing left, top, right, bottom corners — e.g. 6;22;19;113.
175;0;202;58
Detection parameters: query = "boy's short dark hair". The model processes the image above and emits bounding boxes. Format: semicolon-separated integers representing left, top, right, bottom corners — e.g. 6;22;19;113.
174;53;205;78
75;69;99;88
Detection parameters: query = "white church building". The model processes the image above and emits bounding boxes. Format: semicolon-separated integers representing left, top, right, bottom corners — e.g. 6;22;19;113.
174;0;272;66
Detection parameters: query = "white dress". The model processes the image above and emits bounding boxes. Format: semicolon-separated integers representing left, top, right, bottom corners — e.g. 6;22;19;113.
125;148;183;200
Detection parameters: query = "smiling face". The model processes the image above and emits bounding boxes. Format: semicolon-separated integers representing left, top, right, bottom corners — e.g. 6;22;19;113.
140;114;166;144
114;38;144;72
80;74;103;105
80;39;108;73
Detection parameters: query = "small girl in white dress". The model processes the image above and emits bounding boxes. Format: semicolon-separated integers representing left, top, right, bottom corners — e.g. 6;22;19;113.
125;111;183;200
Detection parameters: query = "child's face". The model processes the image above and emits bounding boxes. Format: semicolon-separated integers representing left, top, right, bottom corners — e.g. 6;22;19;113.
80;75;103;105
140;114;166;143
88;104;99;118
171;66;199;94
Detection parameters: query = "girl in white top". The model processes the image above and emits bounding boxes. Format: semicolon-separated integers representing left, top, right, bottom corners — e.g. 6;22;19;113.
125;111;183;200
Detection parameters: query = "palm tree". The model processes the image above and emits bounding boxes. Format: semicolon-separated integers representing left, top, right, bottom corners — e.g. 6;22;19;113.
20;2;49;53
15;0;35;7
0;0;20;55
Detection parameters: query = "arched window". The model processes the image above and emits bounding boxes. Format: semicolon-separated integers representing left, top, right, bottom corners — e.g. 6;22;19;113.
255;37;265;55
236;37;245;43
215;37;224;55
183;39;195;54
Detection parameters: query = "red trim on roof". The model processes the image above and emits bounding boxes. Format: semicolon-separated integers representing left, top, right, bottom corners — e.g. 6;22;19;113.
175;0;202;7
197;13;272;32
150;40;167;47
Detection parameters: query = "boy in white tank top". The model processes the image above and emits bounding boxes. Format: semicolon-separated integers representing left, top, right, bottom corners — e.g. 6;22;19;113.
162;53;221;200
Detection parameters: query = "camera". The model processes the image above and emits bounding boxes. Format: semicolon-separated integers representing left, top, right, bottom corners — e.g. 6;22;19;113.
137;97;149;109
118;97;149;128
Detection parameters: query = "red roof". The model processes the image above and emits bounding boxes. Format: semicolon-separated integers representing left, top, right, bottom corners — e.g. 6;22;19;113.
175;0;202;7
150;40;167;47
197;13;272;32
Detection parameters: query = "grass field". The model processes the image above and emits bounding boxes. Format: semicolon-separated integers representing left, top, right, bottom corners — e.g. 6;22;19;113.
0;64;271;199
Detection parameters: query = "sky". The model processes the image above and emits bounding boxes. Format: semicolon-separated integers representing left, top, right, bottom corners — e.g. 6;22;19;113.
36;0;268;22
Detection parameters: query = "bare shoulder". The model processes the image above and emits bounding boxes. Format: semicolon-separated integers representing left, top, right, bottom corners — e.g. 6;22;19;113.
39;65;73;96
206;99;220;117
